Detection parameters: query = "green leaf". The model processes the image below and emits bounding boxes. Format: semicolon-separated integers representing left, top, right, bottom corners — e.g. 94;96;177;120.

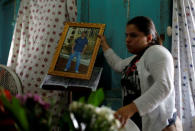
87;88;104;107
11;97;29;130
59;110;75;131
78;96;85;103
0;95;29;131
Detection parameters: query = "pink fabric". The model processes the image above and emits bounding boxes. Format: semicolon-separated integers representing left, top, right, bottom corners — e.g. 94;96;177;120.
7;0;77;110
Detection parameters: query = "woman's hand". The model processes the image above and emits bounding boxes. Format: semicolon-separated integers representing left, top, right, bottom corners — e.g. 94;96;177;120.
114;102;138;128
98;35;110;51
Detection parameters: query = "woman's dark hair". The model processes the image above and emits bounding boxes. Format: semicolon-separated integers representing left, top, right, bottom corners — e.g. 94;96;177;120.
127;16;162;45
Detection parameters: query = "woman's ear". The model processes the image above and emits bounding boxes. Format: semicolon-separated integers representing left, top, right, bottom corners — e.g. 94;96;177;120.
147;34;153;43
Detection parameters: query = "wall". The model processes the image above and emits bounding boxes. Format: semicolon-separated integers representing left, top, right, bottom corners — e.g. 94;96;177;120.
160;0;173;50
0;6;3;64
1;2;14;65
77;0;172;89
0;0;20;65
0;0;172;89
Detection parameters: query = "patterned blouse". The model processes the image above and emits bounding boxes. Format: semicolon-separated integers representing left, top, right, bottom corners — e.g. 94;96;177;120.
121;47;149;130
121;55;142;130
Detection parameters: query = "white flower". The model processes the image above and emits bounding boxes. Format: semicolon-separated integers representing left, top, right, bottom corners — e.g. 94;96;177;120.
69;101;81;110
98;106;115;121
69;102;122;131
85;103;95;110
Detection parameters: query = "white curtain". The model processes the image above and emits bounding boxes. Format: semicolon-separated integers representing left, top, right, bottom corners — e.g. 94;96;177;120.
7;0;77;113
172;0;195;130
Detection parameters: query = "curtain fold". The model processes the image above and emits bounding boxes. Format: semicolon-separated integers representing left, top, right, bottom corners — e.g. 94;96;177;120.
7;0;77;118
172;0;195;130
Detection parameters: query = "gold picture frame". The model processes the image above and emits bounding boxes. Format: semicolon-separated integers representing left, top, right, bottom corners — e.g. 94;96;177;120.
48;22;105;80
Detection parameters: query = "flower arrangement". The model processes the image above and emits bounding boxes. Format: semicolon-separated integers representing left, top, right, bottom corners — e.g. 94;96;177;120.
59;88;123;131
0;88;123;131
16;93;52;131
0;88;16;130
0;88;52;131
69;101;121;131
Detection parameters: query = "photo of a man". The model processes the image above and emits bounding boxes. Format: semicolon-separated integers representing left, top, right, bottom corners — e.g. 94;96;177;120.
64;31;88;73
48;22;105;80
54;26;100;75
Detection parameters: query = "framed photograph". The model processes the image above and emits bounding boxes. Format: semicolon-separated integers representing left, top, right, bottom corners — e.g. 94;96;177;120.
48;22;105;80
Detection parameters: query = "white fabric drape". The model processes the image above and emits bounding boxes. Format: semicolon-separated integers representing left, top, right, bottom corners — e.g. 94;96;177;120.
7;0;77;112
172;0;195;130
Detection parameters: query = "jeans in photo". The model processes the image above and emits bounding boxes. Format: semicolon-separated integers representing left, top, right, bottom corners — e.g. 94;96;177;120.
65;51;81;72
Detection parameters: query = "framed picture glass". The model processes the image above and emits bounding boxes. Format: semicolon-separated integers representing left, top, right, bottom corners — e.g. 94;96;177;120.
48;22;105;80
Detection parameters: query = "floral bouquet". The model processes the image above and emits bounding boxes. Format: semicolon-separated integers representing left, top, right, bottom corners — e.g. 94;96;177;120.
0;88;52;131
69;101;121;131
0;87;123;131
16;93;52;130
0;88;16;130
59;88;123;131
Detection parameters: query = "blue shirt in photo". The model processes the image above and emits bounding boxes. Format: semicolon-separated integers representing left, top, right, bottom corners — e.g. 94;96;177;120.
74;37;88;52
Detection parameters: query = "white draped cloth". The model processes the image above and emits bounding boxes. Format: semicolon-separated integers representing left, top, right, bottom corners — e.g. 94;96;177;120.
172;0;195;130
7;0;77;111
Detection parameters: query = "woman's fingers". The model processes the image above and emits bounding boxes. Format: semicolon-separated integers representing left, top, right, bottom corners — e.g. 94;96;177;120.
120;116;128;128
97;35;105;41
97;34;103;40
97;34;101;38
114;112;128;128
97;35;110;51
121;118;127;128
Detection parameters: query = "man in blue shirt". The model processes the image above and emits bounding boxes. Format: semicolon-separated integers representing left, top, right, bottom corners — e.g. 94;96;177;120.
64;31;88;73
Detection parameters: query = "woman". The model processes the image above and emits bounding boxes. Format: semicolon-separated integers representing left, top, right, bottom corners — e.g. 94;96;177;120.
99;16;179;131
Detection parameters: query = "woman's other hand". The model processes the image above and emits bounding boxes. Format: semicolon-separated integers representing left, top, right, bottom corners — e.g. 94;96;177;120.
98;35;110;51
114;102;138;128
